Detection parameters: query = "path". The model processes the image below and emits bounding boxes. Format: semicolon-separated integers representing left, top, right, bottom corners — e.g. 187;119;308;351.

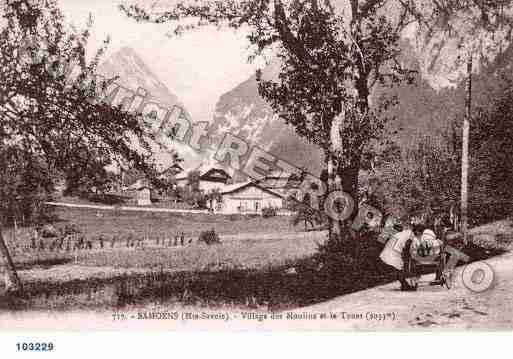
44;201;209;214
295;250;513;330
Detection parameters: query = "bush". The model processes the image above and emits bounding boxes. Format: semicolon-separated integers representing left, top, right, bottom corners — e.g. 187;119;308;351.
198;229;221;245
314;232;388;286
262;207;277;218
228;214;243;221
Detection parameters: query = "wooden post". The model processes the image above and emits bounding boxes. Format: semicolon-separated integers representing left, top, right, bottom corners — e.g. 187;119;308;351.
461;54;472;245
327;153;334;239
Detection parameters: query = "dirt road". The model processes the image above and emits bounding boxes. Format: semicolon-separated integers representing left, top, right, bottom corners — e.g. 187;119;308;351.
299;250;513;330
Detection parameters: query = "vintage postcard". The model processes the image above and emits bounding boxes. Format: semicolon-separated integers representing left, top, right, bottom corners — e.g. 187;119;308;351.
1;0;513;336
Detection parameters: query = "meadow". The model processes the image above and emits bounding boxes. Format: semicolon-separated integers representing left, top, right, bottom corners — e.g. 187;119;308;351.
0;206;511;312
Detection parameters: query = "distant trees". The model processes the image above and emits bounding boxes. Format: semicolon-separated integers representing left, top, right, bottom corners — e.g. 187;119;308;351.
186;170;201;192
379;133;461;220
0;145;54;226
378;67;513;225
470;71;513;223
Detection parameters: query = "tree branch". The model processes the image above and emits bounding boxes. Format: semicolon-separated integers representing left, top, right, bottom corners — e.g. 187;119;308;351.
273;0;314;66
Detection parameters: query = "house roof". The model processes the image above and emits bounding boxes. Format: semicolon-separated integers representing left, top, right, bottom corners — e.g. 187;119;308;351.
256;177;301;189
200;167;231;180
221;181;284;198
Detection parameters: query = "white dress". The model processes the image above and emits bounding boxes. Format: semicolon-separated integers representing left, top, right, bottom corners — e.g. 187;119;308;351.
379;229;414;270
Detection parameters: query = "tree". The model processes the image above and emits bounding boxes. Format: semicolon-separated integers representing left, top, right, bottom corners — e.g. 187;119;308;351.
0;0;163;293
291;194;325;231
380;133;461;219
0;145;54;226
186;170;201;192
206;188;222;210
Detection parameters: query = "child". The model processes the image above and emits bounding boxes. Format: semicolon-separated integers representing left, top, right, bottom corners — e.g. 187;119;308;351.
379;223;426;291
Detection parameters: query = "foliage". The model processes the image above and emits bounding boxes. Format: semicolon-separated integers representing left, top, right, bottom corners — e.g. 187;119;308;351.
470;71;513;223
0;145;54;226
0;0;161;200
206;188;222;203
379;133;461;219
186;170;201;191
290;195;326;231
378;70;513;225
198;229;221;245
314;231;386;283
180;186;207;208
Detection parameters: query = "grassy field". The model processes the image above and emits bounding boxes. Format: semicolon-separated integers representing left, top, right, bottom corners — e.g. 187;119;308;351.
1;209;511;312
3;205;306;272
52;206;295;238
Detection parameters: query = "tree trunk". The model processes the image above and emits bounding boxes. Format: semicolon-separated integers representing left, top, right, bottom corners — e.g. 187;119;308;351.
0;224;23;293
330;163;360;241
327;108;360;242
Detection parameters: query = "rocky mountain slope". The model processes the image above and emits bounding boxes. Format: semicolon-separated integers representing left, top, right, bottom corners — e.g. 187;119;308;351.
98;47;201;170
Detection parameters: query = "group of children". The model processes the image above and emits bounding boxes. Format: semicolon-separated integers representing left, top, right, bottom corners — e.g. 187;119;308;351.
379;220;444;291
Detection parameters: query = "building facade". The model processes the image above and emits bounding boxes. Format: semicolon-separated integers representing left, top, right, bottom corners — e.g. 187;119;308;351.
213;182;284;214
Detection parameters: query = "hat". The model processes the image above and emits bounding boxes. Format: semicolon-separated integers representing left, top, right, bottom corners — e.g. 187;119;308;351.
421;229;436;241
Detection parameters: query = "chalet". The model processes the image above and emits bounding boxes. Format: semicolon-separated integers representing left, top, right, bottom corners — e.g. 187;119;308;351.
176;167;232;193
125;178;153;205
198;167;232;192
212;181;284;214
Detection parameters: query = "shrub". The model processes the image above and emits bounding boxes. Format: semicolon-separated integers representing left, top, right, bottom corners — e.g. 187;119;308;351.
228;214;243;221
198;229;221;245
262;207;277;218
314;232;387;286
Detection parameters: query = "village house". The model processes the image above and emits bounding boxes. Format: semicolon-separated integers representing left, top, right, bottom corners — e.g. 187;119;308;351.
212;181;284;214
124;178;154;205
175;167;232;193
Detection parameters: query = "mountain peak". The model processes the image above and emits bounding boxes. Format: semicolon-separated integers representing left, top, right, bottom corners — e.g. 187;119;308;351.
98;46;202;169
99;46;179;108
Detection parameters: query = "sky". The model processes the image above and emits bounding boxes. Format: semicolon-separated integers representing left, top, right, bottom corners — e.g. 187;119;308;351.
61;0;266;122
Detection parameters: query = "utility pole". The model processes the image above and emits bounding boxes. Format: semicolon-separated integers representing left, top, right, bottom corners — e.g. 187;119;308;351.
461;54;472;245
